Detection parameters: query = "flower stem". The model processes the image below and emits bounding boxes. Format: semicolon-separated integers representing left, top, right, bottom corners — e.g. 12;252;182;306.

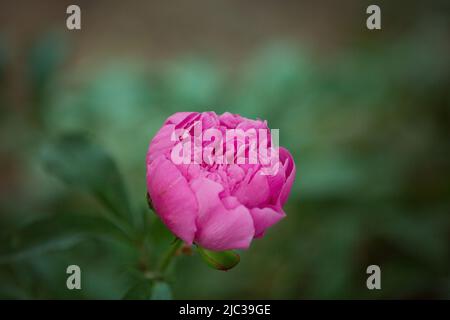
158;238;183;274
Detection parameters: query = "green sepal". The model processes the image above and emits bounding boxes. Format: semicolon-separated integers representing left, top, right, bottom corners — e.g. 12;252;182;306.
196;246;240;271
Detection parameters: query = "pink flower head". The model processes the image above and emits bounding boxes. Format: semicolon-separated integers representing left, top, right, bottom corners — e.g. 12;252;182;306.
146;112;296;251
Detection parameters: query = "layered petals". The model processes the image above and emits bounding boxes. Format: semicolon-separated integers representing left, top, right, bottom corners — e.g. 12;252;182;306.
146;112;296;251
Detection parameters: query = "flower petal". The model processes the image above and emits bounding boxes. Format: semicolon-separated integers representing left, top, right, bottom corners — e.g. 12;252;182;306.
147;124;177;163
279;147;296;206
147;155;198;244
191;177;255;251
233;170;270;208
165;112;199;125
250;206;286;238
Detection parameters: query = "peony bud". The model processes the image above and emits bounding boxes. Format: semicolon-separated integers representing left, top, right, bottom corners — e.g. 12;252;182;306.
146;112;296;251
197;246;240;271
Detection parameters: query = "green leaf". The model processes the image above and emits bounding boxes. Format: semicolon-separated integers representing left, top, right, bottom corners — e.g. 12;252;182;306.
196;246;240;271
151;281;172;300
122;280;153;300
40;133;134;229
0;212;128;264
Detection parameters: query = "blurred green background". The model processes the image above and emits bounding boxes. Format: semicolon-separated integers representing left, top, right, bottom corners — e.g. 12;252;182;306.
1;0;450;299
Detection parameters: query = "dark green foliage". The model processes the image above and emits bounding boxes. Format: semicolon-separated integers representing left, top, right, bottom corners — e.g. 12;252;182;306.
0;23;449;299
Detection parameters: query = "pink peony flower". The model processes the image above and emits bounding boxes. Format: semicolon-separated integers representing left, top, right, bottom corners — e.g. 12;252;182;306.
146;112;296;251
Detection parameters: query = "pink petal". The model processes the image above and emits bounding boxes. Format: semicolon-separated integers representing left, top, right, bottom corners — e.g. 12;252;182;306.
266;164;286;205
233;170;270;208
250;206;286;238
146;155;198;244
221;196;241;210
165;112;199;125
219;112;242;128
190;177;255;251
147;124;177;163
279;147;296;206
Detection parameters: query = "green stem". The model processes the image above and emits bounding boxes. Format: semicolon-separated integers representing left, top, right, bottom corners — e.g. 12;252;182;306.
158;238;183;274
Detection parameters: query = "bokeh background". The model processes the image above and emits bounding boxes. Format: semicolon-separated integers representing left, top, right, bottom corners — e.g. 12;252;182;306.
1;0;450;299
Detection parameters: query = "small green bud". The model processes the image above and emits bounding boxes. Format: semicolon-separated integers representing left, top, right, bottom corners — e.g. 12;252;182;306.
196;246;240;271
